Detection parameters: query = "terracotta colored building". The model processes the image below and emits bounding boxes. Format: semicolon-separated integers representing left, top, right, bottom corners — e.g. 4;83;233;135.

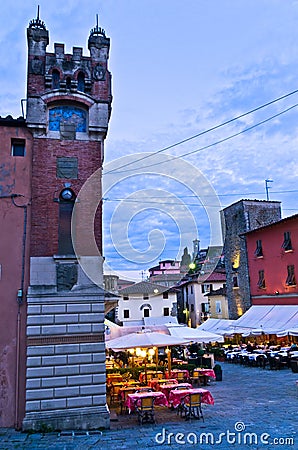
0;12;116;430
0;117;33;428
245;214;298;305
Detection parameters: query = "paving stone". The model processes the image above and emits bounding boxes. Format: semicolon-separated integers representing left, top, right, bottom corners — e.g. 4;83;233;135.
0;362;298;449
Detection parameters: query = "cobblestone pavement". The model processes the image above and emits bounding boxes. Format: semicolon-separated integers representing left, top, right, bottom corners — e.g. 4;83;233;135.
0;362;297;449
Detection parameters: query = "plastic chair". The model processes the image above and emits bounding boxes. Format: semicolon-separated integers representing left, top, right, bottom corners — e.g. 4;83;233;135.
173;385;188;390
191;370;202;386
110;383;122;406
177;372;185;382
135;396;156;425
181;393;204;422
136;387;153;393
120;387;137;414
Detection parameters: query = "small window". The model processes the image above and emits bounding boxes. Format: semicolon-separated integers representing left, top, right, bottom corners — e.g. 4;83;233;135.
190;285;193;294
201;284;212;293
282;232;293;252
143;293;149;300
190;304;194;312
143;308;150;318
163;307;169;316
201;303;209;313
123;295;129;301
215;301;222;314
257;270;266;289
52;69;60;89
77;72;85;92
286;265;296;286
123;309;130;319
163;292;168;299
255;240;263;257
11;139;25;157
66;77;72;90
233;275;239;288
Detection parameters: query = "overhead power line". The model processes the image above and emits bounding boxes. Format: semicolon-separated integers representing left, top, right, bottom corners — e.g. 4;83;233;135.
103;88;298;175
104;189;298;201
109;102;298;174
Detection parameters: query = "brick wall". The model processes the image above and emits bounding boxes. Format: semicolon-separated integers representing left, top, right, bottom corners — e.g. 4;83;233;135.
30;138;102;256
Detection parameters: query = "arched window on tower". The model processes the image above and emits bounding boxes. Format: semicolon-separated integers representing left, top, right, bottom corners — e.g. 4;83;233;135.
77;72;85;92
52;69;60;89
58;188;75;255
66;77;72;90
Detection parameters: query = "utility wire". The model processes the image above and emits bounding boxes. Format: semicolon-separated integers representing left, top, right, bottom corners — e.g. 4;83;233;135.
104;189;298;200
109;102;298;174
103;198;298;210
103;88;298;175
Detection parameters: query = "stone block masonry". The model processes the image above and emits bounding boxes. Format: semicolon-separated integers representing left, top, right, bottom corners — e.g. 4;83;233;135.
23;287;109;431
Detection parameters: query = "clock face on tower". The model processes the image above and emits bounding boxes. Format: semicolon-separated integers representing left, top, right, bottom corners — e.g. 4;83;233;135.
48;106;87;132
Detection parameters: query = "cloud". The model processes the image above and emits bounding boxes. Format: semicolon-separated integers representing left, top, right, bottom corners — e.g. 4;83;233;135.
1;1;298;279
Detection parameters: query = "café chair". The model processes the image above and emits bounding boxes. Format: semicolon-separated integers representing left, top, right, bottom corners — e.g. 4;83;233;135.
135;396;156;425
135;387;153;393
181;393;204;422
126;381;141;387
191;370;202;386
177;372;185;382
110;383;122;406
120;387;136;414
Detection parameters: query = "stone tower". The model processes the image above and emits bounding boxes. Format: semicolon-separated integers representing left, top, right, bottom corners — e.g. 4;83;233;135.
23;11;113;431
221;199;281;319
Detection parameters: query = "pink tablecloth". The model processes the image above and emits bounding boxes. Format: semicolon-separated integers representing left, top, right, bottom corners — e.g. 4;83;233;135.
193;368;216;379
160;383;192;400
167;369;190;380
139;371;163;383
168;388;214;408
107;375;123;384
149;378;178;390
125;391;168;413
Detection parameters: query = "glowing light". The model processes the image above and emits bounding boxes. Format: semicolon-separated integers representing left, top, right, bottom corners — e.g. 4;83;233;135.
233;252;240;269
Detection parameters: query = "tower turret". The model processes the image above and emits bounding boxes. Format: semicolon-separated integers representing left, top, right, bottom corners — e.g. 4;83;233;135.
26;7;49;96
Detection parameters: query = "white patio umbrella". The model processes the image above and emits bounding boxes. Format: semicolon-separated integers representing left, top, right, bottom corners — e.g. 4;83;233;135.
167;325;224;343
106;331;191;381
106;330;190;350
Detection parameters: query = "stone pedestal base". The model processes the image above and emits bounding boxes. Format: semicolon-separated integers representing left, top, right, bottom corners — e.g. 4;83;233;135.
22;405;110;431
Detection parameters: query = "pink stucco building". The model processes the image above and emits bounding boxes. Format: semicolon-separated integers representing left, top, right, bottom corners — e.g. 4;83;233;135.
0;118;33;428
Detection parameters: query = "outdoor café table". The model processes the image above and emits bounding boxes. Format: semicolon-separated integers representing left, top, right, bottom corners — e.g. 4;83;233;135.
168;388;214;409
193;368;216;385
107;374;123;384
149;378;178;390
226;351;242;361
172;359;188;365
118;385;141;401
139;371;163;383
167;369;190;380
194;368;216;379
159;382;192;400
125;391;169;413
